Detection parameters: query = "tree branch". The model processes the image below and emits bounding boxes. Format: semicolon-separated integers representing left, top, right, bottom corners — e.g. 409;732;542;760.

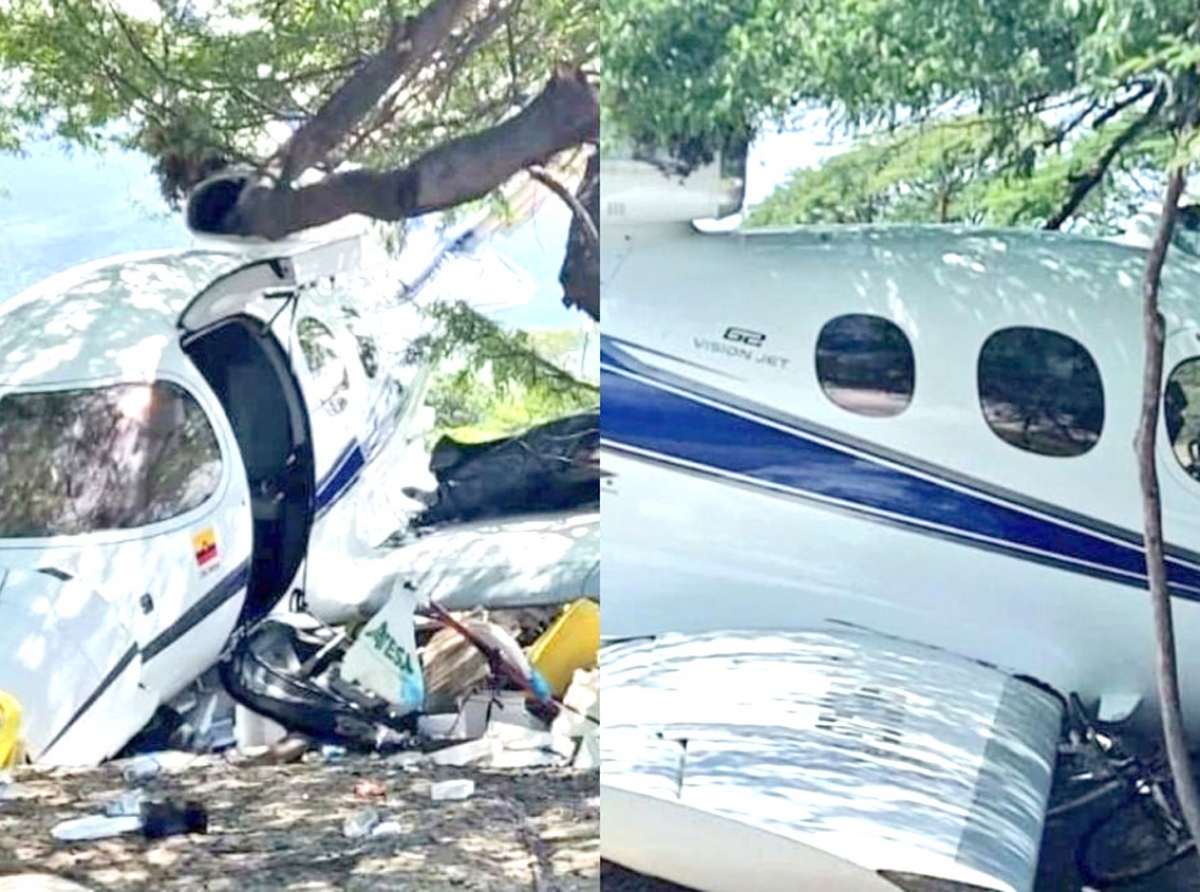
274;0;485;184
189;66;598;240
528;163;597;244
336;1;515;165
557;148;598;320
1043;87;1166;230
1136;159;1200;858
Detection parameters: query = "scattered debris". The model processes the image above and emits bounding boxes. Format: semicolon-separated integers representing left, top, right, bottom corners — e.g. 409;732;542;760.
120;755;163;784
140;799;208;840
430;778;475;801
51;797;208;843
343;806;382;839
340;580;425;713
50;814;142;843
0;874;97;892
354;778;388;800
528;600;600;698
102;790;144;818
371;820;404;839
0;690;23;769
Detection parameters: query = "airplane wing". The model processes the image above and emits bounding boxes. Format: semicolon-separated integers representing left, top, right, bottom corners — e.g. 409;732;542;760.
601;629;1063;892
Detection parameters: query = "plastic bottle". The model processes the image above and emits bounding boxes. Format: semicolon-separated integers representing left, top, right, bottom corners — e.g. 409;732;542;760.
343;807;382;838
430;779;475;801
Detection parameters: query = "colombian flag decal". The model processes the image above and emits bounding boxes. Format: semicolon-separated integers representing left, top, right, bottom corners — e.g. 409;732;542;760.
192;527;219;572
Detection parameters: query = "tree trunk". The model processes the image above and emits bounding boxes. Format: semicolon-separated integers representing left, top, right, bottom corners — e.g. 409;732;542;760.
1136;163;1200;845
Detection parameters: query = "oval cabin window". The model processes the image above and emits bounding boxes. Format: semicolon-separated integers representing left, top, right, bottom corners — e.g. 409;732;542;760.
816;314;915;417
1165;358;1200;481
977;327;1103;457
298;318;350;416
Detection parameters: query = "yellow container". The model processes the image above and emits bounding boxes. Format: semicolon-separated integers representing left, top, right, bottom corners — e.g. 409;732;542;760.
0;689;22;769
528;598;600;698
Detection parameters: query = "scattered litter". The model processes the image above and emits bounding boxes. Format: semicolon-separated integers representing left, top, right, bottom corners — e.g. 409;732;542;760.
320;744;347;760
551;668;599;768
0;873;98;892
0;771;23;800
421;626;491;714
370;820;404;838
528;599;600;698
430;779;475;802
51;814;142;842
121;755;162;783
0;689;24;769
430;738;492;767
416;713;462;740
354;778;387;800
103;789;145;817
53;797;207;842
339;579;425;713
458;691;546;738
343;807;382;839
141;799;208;840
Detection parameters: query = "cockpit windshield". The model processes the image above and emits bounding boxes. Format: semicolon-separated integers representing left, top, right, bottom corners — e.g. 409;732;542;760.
0;381;222;537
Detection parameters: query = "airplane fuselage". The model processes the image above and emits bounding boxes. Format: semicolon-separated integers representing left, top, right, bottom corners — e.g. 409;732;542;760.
601;223;1200;733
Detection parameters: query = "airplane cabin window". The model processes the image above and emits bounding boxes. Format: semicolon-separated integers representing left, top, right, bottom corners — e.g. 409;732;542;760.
978;327;1103;457
298;317;350;415
816;314;915;417
1166;358;1200;481
0;381;223;537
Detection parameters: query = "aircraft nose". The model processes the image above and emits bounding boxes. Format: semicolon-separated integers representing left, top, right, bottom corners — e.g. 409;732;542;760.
0;568;149;765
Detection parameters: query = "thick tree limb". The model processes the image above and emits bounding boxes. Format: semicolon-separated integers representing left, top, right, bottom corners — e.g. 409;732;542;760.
1136;161;1200;851
190;67;598;242
1044;88;1166;230
275;0;486;185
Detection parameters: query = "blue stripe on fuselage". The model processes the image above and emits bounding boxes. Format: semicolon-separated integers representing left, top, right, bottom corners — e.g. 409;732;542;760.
315;440;365;514
600;337;1200;600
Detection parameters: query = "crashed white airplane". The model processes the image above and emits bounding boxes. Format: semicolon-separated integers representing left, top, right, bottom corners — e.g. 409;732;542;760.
601;148;1200;892
0;179;598;767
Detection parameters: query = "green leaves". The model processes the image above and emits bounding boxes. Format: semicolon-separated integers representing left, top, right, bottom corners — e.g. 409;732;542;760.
0;0;595;198
606;0;1200;231
413;300;597;441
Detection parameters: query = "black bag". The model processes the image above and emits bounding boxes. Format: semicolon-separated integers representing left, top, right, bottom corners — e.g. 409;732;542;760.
219;618;417;752
416;410;599;526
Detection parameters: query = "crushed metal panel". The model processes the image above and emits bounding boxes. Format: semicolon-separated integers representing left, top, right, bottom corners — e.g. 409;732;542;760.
601;630;1063;892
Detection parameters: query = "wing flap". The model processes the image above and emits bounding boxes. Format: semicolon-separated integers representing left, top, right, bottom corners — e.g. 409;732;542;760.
601;630;1063;892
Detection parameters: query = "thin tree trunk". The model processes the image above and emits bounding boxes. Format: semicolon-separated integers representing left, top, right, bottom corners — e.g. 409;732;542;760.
1136;163;1200;844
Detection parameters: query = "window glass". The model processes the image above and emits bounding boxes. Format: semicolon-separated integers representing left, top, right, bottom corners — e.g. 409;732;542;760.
816;314;914;417
978;327;1103;457
0;381;222;537
1165;358;1200;480
297;317;349;415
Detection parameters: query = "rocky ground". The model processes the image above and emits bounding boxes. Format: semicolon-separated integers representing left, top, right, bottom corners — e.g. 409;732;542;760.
0;756;598;892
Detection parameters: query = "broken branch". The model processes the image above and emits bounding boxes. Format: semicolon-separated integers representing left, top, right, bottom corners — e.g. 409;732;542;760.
528;162;598;245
